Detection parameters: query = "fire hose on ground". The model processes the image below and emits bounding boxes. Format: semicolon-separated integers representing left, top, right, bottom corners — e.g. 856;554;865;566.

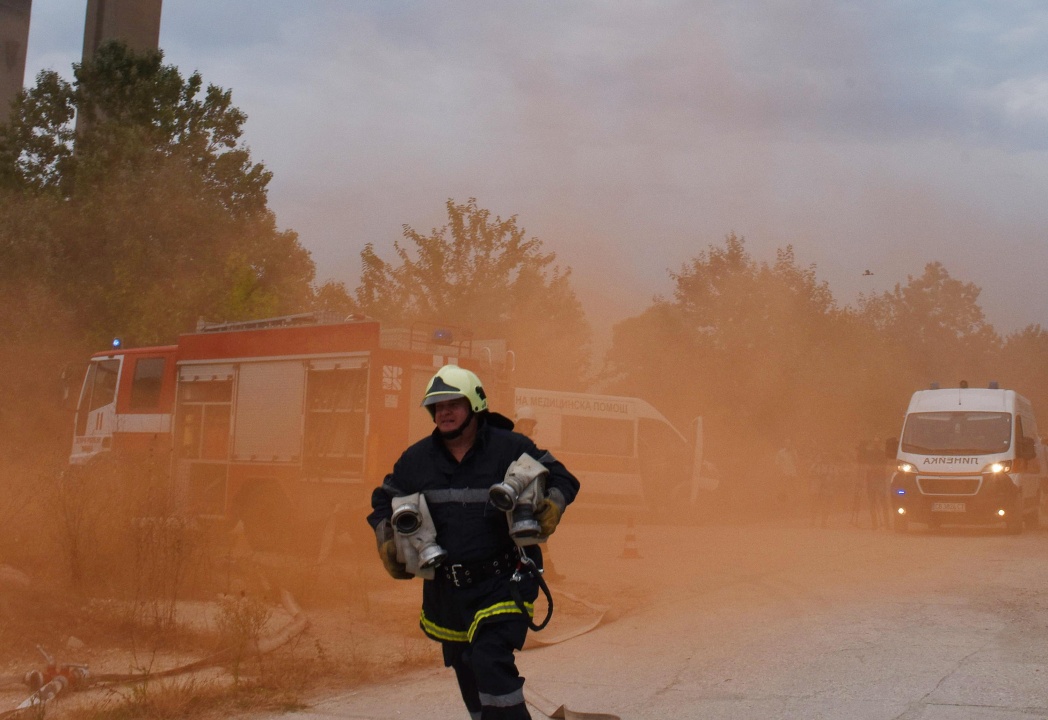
0;589;308;719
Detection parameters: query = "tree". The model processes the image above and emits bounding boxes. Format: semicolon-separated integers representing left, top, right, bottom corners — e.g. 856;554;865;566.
352;198;592;390
998;325;1048;416
0;42;314;346
857;261;999;388
604;234;861;464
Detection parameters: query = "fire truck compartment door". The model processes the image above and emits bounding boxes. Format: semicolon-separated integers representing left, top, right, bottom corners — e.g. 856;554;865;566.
179;364;236;382
232;361;305;462
309;357;367;371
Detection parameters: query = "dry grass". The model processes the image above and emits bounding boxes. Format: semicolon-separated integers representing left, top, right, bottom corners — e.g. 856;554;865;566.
46;678;283;720
0;449;445;720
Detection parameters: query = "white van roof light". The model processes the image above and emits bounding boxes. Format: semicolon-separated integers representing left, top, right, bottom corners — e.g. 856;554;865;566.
930;382;940;390
989;380;999;389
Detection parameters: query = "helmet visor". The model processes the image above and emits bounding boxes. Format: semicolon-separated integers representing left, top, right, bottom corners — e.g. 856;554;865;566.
422;391;467;407
422;372;469;407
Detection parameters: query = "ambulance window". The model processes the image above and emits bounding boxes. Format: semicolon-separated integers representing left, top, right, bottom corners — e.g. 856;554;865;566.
130;357;166;410
639;419;688;493
305;367;368;476
561;417;634;456
902;411;1011;454
88;359;120;413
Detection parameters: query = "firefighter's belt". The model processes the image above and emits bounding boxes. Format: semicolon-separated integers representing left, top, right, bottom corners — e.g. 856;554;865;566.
439;550;517;587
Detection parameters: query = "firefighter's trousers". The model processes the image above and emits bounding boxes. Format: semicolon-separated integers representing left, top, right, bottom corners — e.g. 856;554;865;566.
443;616;532;720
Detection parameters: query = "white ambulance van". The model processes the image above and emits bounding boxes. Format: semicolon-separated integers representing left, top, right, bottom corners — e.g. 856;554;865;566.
513;387;713;513
886;383;1048;533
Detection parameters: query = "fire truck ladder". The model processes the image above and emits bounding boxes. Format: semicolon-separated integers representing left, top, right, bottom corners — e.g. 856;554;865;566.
195;312;352;333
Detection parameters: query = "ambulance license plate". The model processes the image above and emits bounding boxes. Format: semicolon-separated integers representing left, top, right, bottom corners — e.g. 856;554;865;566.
931;502;965;513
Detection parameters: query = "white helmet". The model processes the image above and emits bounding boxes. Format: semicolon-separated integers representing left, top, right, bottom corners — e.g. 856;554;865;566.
421;365;487;418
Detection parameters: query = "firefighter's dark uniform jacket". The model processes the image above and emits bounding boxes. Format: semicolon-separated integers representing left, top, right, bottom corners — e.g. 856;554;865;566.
367;416;580;643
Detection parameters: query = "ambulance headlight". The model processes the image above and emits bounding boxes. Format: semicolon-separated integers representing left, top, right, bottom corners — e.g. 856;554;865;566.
982;461;1012;475
897;461;918;474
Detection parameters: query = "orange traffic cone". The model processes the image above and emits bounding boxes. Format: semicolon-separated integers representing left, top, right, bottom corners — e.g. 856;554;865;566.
621;517;641;559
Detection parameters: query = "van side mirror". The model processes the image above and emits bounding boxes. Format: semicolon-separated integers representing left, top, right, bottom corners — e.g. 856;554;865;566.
884;437;899;459
1020;436;1036;460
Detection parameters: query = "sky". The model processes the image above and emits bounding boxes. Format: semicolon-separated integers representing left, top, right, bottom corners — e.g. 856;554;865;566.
21;1;1048;339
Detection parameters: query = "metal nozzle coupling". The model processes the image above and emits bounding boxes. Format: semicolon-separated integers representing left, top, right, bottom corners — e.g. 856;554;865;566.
391;502;423;534
416;542;447;570
509;505;541;539
489;482;522;512
494;453;550;545
391;495;447;571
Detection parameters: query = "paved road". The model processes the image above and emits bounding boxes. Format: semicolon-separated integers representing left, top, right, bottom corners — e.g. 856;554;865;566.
251;516;1048;719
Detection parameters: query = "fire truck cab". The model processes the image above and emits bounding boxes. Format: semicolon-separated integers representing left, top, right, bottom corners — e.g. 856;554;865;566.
68;314;506;547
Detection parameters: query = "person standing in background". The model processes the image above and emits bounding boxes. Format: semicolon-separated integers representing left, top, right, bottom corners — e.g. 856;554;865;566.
865;437;891;530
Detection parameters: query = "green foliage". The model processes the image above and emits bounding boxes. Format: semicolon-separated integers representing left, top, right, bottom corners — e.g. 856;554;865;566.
353;197;592;389
311;279;359;319
0;42;314;347
606;234;854;453
603;235;1018;469
856;261;1000;386
998;325;1048;420
0;69;75;191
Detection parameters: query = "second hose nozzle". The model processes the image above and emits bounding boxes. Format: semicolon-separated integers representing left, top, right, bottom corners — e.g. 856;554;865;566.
489;481;524;513
491;453;549;546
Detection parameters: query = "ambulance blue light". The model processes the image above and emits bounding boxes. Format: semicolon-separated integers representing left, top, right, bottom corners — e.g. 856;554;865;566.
895;489;906;495
432;328;454;344
112;338;122;349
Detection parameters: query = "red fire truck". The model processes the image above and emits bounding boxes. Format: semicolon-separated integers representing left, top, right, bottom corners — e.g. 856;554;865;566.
66;313;510;548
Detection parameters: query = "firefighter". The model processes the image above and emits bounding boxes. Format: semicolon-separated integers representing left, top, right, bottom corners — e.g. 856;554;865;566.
367;365;580;720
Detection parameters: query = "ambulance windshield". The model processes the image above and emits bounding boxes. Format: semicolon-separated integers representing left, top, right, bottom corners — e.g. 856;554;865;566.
900;411;1012;455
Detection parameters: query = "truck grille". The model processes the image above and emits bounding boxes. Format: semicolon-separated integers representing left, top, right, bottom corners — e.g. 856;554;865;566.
917;476;982;496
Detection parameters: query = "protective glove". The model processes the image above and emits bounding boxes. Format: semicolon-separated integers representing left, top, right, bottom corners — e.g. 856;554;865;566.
375;521;412;580
535;488;566;537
